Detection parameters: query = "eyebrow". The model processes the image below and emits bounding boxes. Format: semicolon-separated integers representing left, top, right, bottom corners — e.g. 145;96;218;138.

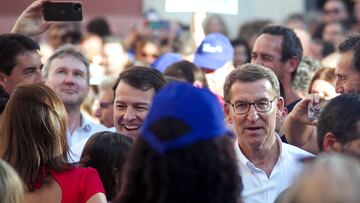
115;101;149;106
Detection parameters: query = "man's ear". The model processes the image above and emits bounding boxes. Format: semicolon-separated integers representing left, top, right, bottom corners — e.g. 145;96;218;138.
286;56;299;74
0;71;7;87
323;132;342;152
224;103;233;124
276;96;285;118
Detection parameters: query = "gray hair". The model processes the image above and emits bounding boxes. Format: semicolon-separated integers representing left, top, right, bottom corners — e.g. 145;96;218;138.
223;63;280;103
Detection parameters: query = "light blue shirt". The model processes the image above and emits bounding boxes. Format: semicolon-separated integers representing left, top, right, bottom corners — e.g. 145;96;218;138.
67;114;108;163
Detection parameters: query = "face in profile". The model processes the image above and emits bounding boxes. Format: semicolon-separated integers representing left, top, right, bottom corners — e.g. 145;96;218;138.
335;51;360;94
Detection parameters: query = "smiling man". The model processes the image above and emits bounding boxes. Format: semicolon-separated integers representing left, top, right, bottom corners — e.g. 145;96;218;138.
44;45;108;162
224;64;313;203
113;66;166;140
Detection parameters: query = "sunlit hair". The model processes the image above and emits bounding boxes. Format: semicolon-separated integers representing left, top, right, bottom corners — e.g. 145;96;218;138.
0;83;70;190
0;160;24;203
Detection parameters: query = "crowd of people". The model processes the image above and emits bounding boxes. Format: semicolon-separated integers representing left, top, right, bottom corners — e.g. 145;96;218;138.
1;0;360;203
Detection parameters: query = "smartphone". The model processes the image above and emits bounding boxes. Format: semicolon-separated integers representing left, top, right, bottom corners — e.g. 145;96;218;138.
44;2;83;21
308;99;329;121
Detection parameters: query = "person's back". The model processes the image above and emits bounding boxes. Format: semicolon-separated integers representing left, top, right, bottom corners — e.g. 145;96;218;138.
0;83;106;203
114;82;242;203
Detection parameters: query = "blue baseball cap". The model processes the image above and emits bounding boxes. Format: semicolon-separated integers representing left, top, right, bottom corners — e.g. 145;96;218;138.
140;82;232;154
151;52;182;72
193;33;234;70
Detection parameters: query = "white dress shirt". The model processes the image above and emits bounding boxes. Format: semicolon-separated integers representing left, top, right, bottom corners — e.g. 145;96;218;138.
234;134;314;203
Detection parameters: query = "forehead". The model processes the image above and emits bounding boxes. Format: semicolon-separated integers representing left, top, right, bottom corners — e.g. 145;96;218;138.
253;34;283;55
49;55;87;72
336;51;355;74
99;89;114;101
325;0;345;9
14;51;41;69
115;81;155;104
229;79;275;101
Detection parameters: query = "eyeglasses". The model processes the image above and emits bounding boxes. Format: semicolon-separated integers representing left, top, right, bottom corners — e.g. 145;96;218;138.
228;98;277;115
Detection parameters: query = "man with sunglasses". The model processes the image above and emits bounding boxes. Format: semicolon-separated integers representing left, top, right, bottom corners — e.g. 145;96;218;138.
224;64;313;203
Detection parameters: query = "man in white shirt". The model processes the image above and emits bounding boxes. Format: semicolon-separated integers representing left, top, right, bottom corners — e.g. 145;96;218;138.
43;45;108;162
223;63;313;203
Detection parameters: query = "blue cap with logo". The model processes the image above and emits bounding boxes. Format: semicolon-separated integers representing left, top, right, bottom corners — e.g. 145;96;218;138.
140;81;231;154
151;52;182;72
193;33;234;70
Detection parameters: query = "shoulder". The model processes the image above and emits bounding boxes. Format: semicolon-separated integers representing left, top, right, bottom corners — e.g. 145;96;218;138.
281;142;315;160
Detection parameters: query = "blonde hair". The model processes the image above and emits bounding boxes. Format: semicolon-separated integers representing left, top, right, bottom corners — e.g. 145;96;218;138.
0;160;24;203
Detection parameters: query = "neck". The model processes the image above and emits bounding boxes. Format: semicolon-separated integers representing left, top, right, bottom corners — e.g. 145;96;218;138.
240;134;280;177
65;105;82;135
281;77;300;106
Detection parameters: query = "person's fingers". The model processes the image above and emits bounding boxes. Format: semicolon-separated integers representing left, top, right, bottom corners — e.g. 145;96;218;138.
40;22;52;33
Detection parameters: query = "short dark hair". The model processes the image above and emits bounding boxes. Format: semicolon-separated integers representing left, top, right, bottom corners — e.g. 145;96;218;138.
0;85;9;114
0;33;39;75
80;131;133;200
113;66;167;94
114;118;242;203
260;26;303;80
223;63;280;103
230;38;251;64
317;94;360;151
338;35;360;73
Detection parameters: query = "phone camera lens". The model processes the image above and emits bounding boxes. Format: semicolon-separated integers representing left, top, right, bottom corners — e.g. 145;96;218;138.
74;4;81;11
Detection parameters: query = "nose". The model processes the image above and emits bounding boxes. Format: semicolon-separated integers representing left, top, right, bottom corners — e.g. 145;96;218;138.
123;107;136;121
94;107;101;118
64;74;75;85
246;105;259;122
251;57;263;66
335;79;344;94
35;70;45;83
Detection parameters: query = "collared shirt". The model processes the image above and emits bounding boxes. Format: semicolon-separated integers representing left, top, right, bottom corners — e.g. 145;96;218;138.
234;134;314;203
67;114;108;163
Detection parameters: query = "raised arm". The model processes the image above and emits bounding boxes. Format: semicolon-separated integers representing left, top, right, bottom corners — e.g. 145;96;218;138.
11;0;52;36
283;96;319;154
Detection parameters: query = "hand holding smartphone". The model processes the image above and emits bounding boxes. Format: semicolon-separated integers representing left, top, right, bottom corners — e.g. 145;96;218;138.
307;94;329;121
44;1;83;21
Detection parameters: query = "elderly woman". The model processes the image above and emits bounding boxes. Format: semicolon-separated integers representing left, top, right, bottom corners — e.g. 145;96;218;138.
0;83;106;203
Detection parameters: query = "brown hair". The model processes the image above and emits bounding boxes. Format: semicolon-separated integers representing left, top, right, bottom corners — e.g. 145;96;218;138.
308;67;336;94
0;83;70;190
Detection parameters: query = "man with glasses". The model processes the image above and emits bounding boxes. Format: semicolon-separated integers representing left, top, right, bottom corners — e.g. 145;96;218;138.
94;77;117;128
224;64;313;203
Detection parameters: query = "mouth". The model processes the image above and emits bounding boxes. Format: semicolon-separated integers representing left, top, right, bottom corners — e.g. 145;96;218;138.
245;126;263;131
122;124;141;131
62;89;77;94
